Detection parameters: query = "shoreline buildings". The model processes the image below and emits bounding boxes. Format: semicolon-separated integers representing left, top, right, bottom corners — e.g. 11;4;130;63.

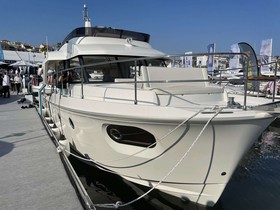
0;40;56;64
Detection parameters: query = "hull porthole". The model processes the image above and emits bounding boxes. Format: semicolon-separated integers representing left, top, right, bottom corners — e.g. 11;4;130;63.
106;124;156;148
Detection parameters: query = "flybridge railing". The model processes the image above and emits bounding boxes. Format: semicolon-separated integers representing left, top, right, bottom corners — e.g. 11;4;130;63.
57;52;279;109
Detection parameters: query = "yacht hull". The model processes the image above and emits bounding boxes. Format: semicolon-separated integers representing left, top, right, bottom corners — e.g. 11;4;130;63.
44;95;275;206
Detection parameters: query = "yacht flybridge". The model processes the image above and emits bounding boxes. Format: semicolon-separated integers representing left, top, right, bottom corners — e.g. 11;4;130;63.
39;5;280;207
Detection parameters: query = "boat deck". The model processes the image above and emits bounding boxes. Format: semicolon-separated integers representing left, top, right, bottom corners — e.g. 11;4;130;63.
0;94;84;210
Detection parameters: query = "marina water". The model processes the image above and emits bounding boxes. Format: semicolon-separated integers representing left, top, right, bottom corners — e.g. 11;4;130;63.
69;120;280;210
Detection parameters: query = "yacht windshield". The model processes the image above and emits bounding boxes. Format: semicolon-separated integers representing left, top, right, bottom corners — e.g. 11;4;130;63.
81;55;167;83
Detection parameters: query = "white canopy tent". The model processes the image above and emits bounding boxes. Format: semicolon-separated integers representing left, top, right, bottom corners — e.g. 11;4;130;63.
3;50;45;64
10;60;34;67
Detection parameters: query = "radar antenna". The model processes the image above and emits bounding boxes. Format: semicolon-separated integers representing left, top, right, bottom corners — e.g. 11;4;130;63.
83;4;91;27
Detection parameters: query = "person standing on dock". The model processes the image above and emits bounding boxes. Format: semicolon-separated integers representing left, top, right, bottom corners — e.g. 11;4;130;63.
2;71;10;98
47;69;54;85
58;70;73;95
14;73;22;95
0;72;3;97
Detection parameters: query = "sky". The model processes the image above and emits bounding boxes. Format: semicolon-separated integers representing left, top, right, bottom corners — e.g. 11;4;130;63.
1;0;279;56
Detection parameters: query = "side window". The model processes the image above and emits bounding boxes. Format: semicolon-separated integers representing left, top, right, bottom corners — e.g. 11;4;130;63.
69;68;81;82
69;58;81;82
87;69;104;82
83;56;121;83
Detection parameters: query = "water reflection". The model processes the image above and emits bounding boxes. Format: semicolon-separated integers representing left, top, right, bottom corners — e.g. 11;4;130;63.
69;155;219;210
218;127;280;210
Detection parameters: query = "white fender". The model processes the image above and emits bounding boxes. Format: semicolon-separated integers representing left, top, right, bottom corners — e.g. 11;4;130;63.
59;139;70;157
42;108;49;117
48;123;56;128
45;117;53;124
51;127;61;140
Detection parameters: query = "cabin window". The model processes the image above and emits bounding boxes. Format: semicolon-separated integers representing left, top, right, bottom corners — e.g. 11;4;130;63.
69;57;81;82
70;57;80;68
81;56;147;83
82;56;120;82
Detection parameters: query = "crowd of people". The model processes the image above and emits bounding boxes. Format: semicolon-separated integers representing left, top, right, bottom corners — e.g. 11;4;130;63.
0;69;23;98
0;65;77;98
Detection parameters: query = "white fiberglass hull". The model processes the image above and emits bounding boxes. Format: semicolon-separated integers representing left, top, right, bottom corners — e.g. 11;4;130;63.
44;94;276;206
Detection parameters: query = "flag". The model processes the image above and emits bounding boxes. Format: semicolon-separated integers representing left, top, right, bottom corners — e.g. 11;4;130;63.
185;51;192;68
238;42;259;77
180;56;185;67
207;43;215;73
0;44;4;62
229;44;240;71
238;42;259;91
260;38;272;73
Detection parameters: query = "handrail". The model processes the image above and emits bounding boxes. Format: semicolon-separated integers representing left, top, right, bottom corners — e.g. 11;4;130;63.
134;60;138;104
272;61;278;102
49;52;280;109
39;83;46;115
243;59;249;110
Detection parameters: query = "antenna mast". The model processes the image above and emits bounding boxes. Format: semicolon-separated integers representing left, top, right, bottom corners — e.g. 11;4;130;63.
83;4;91;27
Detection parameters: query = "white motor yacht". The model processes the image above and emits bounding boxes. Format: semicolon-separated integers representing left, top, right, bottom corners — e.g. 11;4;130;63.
40;5;280;207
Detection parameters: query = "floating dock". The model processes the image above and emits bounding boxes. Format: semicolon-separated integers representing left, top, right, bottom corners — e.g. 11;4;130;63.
0;95;85;210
